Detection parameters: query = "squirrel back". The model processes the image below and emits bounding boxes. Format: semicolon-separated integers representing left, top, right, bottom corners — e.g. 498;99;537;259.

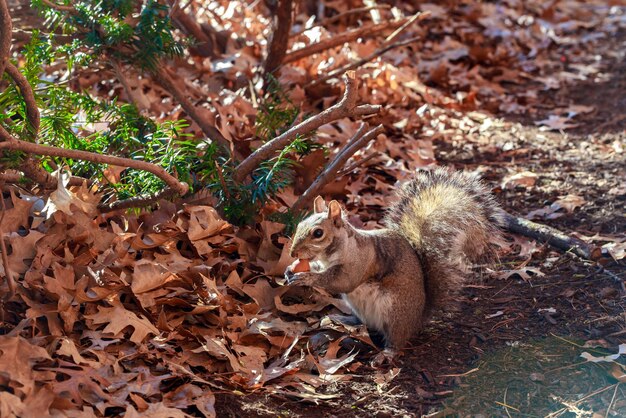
384;167;505;313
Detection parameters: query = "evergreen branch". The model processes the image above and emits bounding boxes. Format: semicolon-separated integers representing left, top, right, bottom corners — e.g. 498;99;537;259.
152;66;229;149
234;71;380;183
40;0;76;13
0;132;189;196
5;63;40;137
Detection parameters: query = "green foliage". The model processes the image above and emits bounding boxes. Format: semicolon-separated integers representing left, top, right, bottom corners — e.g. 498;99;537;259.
205;78;323;225
2;1;323;227
0;34;202;199
34;0;184;70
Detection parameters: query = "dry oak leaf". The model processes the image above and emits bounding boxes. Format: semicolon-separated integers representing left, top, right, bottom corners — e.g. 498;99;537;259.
0;336;52;397
42;170;98;218
0;230;44;277
184;206;231;256
85;304;159;344
0;391;26;418
130;259;176;294
124;403;192;418
502;171;538;190
0;190;34;233
162;383;216;418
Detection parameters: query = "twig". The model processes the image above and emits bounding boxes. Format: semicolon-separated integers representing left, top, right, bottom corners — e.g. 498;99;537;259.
310;35;422;87
0;187;16;301
171;6;216;57
291;5;391;37
98;186;180;212
291;123;383;213
503;213;593;260
39;0;76;12
0;171;91;188
284;18;408;64
0;0;11;78
0;137;189;195
233;71;380;182
605;383;619;418
263;0;293;75
110;59;144;110
152;67;229;149
336;151;380;177
5;63;40;137
383;11;425;43
215;162;231;200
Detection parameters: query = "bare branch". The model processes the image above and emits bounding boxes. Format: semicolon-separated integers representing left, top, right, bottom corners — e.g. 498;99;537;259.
336;151;380;177
0;0;11;79
5;63;40;137
98;186;179;212
263;0;293;75
0;171;92;188
291;123;383;213
171;5;216;57
110;59;145;110
310;35;422;87
233;71;380;183
0;187;16;301
503;212;593;260
284;18;408;64
0;137;189;195
291;5;391;37
39;0;76;12
152;66;229;149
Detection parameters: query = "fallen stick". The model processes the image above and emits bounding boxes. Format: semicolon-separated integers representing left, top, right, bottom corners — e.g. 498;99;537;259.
291;5;391;37
309;35;422;87
284;18;408;64
503;212;593;260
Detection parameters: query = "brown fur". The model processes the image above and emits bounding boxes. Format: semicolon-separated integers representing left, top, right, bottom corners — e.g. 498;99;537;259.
286;167;504;351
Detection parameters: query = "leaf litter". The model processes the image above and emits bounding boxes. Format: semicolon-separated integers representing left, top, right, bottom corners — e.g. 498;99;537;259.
2;0;626;416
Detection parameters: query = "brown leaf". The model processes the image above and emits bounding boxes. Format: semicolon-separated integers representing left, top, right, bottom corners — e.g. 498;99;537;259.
85;304;159;344
0;336;52;397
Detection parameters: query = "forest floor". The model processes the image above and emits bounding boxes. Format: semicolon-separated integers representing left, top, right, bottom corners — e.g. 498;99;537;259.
216;33;626;418
3;1;626;418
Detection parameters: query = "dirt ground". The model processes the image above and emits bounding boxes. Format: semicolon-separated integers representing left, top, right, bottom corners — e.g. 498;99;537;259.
214;33;626;418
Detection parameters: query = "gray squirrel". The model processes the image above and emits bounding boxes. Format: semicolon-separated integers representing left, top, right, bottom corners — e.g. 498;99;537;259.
285;167;504;360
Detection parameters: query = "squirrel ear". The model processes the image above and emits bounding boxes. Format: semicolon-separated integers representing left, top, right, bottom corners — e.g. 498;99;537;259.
328;200;342;221
313;196;327;213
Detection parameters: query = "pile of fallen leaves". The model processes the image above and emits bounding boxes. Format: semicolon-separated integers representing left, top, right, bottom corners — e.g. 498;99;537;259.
2;0;626;416
1;183;378;415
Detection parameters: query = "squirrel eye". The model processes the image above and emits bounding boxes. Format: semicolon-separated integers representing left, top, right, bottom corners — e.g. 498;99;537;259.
312;228;324;238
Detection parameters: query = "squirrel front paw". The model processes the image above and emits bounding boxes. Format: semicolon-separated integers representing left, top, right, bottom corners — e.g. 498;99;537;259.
284;268;314;286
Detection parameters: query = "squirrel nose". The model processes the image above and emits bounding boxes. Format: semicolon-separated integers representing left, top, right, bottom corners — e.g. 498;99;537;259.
290;247;299;259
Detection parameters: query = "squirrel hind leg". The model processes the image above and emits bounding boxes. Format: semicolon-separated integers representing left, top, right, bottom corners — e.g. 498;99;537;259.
423;263;465;313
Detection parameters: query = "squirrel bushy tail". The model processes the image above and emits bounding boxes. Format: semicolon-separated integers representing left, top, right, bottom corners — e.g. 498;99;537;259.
384;167;505;313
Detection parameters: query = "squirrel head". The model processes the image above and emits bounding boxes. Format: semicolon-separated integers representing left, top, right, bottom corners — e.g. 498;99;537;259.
289;196;347;260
